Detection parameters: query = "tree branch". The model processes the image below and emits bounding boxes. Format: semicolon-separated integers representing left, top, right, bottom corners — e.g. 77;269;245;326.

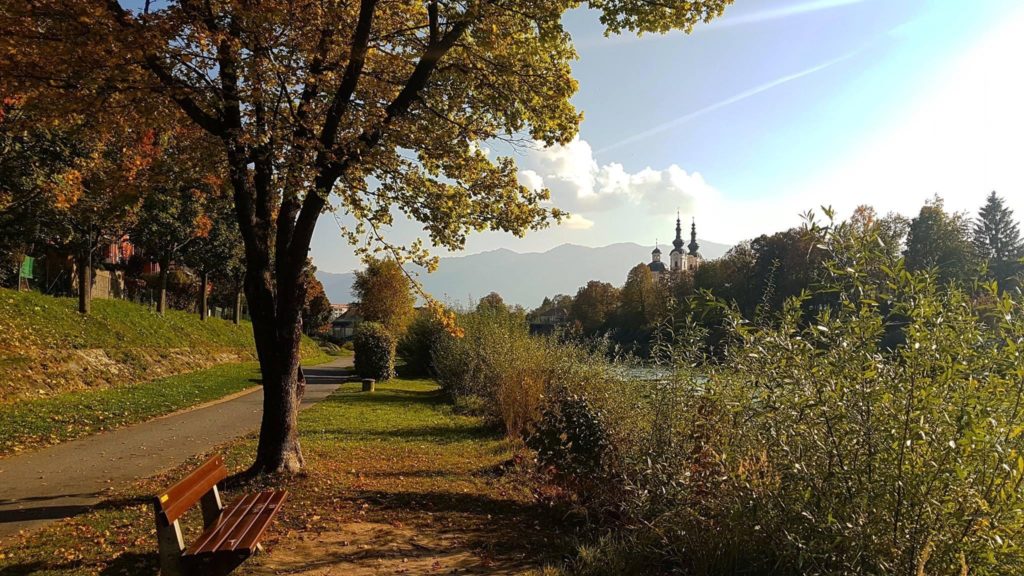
101;0;225;136
428;0;439;44
141;55;225;134
288;15;473;268
341;17;471;171
292;26;333;142
318;0;377;151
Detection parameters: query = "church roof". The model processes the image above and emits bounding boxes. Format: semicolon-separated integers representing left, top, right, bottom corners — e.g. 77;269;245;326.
651;246;661;254
648;261;667;273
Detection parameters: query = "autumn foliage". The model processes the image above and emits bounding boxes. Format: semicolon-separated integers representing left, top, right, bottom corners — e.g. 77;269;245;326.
1;0;733;472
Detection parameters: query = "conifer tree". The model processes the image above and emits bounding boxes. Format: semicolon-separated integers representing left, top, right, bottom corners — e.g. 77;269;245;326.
973;191;1023;288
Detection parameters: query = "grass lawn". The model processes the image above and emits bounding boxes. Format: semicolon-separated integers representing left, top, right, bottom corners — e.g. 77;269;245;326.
0;377;575;575
0;356;330;457
0;288;257;353
0;288;322;402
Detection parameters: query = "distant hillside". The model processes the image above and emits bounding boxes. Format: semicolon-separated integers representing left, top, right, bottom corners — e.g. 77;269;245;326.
318;240;731;309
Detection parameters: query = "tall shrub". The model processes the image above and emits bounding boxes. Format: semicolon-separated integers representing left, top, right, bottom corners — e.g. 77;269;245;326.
432;308;543;436
432;307;607;438
396;310;446;377
353;322;395;381
696;221;1024;575
545;214;1024;575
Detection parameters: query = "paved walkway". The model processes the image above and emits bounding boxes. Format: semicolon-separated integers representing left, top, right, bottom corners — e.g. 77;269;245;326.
0;357;353;542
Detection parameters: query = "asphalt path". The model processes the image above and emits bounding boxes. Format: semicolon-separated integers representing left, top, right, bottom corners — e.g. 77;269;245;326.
0;356;353;542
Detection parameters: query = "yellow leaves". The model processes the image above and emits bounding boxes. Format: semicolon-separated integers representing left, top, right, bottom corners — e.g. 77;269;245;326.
193;213;213;238
428;300;464;339
50;168;84;209
592;0;733;35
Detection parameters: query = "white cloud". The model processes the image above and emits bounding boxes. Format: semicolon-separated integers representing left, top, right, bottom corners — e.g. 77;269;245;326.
561;214;595;230
518;169;544;192
519;137;720;220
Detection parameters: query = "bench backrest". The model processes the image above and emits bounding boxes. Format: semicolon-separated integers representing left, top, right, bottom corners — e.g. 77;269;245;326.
155;455;228;523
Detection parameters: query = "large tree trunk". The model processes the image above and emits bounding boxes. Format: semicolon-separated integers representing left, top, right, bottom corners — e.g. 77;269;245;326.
156;254;170;315
76;252;91;315
219;127;313;474
199;271;209;320
244;262;306;474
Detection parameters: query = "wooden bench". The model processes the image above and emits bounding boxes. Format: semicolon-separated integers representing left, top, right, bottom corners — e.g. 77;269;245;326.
153;455;288;576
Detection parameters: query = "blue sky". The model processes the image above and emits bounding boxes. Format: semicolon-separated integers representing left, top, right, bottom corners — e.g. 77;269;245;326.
309;0;1024;273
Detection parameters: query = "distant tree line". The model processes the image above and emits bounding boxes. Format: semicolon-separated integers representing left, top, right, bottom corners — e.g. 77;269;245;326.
524;193;1022;356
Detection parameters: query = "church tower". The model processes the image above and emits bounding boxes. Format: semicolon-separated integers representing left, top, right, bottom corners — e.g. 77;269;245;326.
670;212;685;272
648;242;667;274
688;218;700;256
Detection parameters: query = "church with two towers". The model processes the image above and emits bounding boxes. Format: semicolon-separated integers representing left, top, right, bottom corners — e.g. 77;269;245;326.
648;213;702;278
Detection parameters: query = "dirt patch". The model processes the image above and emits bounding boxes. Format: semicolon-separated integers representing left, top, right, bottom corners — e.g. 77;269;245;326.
0;346;254;402
230;381;577;576
247;483;570;576
253;520;533;576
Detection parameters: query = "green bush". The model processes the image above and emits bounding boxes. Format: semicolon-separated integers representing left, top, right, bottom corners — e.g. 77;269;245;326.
396;310;447;377
689;244;1024;574
527;391;612;497
353;321;395;381
542;216;1024;575
432;307;608;438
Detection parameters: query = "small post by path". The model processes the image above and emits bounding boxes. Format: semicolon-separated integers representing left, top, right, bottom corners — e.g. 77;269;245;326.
361;378;375;392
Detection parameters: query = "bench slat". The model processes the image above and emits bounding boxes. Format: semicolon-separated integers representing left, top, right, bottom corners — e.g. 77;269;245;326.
200;491;273;554
185;492;262;555
185;490;288;556
231;490;287;553
156;455;228;523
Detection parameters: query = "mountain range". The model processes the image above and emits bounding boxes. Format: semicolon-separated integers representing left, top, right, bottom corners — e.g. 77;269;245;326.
317;240;731;309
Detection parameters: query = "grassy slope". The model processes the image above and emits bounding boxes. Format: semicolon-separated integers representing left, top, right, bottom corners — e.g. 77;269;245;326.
0;288;257;353
0;378;572;575
0;288;327;454
0;288;272;402
0;288;322;392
